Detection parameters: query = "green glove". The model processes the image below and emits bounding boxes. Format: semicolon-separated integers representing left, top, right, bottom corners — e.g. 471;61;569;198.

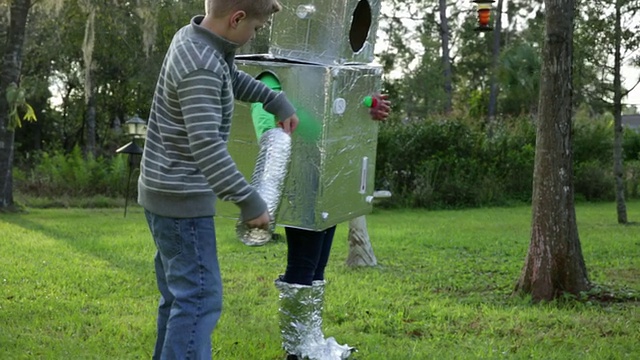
251;73;280;140
251;72;322;142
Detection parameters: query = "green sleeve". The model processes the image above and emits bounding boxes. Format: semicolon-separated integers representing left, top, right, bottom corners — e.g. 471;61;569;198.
251;73;281;140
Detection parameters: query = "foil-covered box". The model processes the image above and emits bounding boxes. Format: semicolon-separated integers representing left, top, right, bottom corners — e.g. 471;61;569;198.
224;57;382;231
238;0;381;65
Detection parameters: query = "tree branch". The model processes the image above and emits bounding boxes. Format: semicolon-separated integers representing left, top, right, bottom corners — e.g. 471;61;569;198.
622;78;640;98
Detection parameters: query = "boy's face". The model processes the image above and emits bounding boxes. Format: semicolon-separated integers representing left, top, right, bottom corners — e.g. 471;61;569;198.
228;12;268;46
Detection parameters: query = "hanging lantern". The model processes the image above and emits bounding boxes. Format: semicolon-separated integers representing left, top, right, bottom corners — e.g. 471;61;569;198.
125;114;147;139
473;0;494;32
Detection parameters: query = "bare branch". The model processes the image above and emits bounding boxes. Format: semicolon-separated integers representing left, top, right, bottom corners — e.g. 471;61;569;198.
622;77;640;97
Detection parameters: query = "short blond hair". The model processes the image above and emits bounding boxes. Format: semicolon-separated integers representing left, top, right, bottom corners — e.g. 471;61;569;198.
206;0;281;19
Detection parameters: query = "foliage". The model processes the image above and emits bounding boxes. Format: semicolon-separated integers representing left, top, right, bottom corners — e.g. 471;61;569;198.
376;118;478;208
5;82;37;130
483;118;536;202
625;160;640;198
4;0;640;210
375;115;639;209
454;13;493;100
574;160;615;201
574;0;640;113
14;145;129;198
0;204;638;359
497;42;540;115
623;128;640;161
4;0;639;145
13;115;640;210
376;0;639;123
375;116;533;208
572;109;614;165
467;89;489;119
12;0;203;156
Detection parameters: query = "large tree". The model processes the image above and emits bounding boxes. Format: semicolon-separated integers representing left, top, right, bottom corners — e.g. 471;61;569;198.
0;0;31;211
514;0;590;301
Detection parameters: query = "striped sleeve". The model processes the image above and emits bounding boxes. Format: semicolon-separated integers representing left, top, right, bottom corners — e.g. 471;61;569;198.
232;68;296;121
177;68;266;220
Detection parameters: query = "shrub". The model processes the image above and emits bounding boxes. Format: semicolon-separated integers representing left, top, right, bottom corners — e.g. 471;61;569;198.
15;146;130;199
14;114;639;209
574;160;614;201
623;129;640;162
375;115;635;209
375;118;518;209
625;160;640;198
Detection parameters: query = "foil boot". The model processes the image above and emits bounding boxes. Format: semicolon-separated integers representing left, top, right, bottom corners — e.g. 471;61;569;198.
275;278;354;360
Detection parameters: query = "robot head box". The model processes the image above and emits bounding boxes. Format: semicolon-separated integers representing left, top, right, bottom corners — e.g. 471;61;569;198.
223;59;383;231
237;0;381;65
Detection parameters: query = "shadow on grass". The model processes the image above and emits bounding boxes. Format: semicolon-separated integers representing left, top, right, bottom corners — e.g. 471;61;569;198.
2;210;151;275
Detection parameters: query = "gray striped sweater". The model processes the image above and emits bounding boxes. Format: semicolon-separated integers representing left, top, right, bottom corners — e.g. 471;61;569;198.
138;15;295;219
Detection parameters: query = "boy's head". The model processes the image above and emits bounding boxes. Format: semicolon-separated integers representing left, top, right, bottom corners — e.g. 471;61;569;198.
206;0;281;18
205;0;281;45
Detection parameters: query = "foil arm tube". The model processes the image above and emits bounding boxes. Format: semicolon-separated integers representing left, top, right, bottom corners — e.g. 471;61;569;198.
236;127;292;246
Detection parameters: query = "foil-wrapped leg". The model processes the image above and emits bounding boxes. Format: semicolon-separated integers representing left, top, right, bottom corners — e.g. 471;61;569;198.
275;278;354;360
310;280;355;359
236;128;291;246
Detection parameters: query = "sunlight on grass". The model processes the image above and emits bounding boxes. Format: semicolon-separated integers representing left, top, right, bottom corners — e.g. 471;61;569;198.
1;203;638;359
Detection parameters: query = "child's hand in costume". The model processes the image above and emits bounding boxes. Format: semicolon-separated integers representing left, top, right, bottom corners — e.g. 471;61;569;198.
278;113;299;134
369;93;391;121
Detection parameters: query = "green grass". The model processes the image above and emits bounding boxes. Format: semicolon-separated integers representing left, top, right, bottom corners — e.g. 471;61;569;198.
1;202;639;359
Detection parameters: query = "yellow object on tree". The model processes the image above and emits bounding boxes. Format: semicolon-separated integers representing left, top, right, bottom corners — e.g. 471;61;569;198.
5;82;37;130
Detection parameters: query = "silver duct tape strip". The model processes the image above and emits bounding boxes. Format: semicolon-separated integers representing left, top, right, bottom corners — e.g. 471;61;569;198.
236;128;292;246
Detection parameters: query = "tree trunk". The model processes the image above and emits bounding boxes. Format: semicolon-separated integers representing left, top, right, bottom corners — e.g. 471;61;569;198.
82;8;97;157
439;0;452;114
85;88;97;157
514;0;590;302
0;0;31;211
487;0;504;136
346;216;377;267
612;0;627;224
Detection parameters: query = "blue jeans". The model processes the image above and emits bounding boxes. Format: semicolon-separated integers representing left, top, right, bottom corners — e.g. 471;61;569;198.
145;210;223;360
283;226;336;285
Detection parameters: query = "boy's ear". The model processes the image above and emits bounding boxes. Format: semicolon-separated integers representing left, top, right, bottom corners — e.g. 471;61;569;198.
229;10;247;29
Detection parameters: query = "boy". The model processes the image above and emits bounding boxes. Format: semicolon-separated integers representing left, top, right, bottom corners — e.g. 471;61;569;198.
138;1;298;359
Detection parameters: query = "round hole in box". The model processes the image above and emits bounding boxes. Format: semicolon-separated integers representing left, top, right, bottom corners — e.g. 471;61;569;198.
349;0;372;53
256;71;282;91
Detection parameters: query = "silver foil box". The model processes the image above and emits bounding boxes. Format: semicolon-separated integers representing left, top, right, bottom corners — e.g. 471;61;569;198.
225;57;382;230
238;0;381;65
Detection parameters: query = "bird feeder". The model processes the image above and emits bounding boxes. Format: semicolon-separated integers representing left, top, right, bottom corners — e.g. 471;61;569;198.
473;0;494;32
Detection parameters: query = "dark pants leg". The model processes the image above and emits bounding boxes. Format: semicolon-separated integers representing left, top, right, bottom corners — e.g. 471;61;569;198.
283;226;336;286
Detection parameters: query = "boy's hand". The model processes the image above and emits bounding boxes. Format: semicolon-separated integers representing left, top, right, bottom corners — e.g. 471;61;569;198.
369;94;391;121
245;210;271;230
278;114;299;134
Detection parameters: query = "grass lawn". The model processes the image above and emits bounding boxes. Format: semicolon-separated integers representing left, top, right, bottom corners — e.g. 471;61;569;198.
1;202;639;359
